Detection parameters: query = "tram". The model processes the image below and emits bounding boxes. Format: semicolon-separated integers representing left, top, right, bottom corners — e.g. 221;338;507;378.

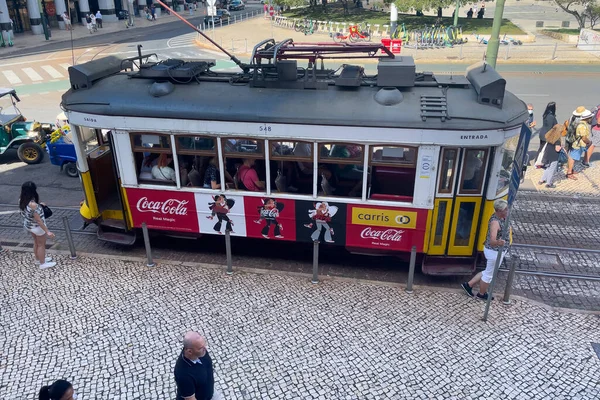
61;40;529;275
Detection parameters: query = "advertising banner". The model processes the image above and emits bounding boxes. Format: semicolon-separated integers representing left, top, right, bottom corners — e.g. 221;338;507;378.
244;197;297;241
127;188;199;232
195;193;247;237
295;201;347;245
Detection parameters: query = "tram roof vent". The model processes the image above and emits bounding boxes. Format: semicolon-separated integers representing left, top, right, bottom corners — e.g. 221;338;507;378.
376;57;416;88
68;56;127;91
465;61;506;108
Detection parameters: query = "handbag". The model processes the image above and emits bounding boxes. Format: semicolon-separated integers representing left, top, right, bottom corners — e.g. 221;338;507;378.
534;142;547;167
41;204;53;219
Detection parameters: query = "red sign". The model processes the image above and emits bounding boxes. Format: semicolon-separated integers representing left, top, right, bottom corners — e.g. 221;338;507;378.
244;197;296;241
345;205;427;252
127;188;199;232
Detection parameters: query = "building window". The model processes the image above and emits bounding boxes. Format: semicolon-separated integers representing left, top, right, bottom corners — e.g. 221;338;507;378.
131;133;176;186
369;145;417;202
269;141;313;195
318;143;365;197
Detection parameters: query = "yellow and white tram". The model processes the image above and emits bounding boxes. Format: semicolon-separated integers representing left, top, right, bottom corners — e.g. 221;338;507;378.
61;43;528;274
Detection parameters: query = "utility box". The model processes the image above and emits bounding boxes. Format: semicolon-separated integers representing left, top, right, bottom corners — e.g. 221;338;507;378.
377;57;416;87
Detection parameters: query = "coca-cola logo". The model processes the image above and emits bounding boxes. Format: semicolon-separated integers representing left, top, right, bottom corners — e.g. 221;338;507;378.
360;227;404;242
136;196;189;216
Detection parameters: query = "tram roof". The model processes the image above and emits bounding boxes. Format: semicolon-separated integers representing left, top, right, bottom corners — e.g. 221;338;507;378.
61;56;528;132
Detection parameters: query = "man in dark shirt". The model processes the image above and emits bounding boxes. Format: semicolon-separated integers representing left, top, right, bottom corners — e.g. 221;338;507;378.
174;332;220;400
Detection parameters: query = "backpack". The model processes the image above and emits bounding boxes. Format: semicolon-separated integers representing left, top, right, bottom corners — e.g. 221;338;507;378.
564;120;579;150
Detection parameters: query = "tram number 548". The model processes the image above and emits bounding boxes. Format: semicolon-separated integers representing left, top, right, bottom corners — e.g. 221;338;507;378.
259;124;272;133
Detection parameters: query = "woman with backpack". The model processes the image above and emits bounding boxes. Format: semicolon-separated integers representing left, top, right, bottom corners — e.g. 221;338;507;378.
534;102;558;168
565;107;593;179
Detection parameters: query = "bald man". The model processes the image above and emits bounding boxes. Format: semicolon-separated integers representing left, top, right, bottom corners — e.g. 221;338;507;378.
174;332;220;400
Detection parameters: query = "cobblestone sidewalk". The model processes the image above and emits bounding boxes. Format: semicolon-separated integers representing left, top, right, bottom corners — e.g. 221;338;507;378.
1;251;599;399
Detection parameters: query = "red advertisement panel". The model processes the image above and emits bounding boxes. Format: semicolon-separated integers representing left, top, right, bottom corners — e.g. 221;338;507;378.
345;205;428;252
126;188;199;232
243;197;296;241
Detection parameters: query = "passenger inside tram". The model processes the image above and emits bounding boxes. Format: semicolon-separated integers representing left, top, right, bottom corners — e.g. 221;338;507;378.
204;157;234;189
321;144;364;197
462;150;485;191
236;158;265;191
151;153;176;182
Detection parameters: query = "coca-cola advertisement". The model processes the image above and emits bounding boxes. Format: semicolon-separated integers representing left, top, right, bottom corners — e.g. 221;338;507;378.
295;201;347;245
244;197;296;241
195;193;247;237
127;188;199;232
345;205;427;251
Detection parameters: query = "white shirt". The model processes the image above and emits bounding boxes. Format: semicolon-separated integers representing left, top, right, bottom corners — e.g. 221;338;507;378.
152;165;176;181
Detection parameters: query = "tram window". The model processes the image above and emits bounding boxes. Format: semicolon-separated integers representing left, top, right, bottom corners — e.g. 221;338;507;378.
438;148;458;194
454;202;476;246
131;134;176;186
318;143;364;198
433;201;448;246
496;136;519;196
269;141;313;195
175;136;218;188
223;138;265;192
369;145;417;202
80;126;100;152
459;149;488;194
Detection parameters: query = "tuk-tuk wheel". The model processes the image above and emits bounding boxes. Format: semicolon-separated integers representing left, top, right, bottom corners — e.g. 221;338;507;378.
17;142;44;164
65;162;78;177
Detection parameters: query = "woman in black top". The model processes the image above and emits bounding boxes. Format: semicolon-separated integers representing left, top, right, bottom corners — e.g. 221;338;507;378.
535;102;558;166
540;123;562;188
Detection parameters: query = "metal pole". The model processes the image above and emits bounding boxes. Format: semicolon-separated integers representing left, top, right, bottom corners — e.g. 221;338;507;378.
504;42;510;60
459;42;463;59
62;216;77;259
502;255;517;304
231;38;234;51
311;241;319;284
245;38;247;53
551;42;557;60
141;222;155;267
453;0;459;26
483;212;513;321
405;245;417;293
485;0;506;68
225;230;233;275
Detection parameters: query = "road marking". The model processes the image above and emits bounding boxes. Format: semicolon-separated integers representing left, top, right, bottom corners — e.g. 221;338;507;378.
23;67;43;82
60;63;72;71
41;65;64;79
514;93;550;97
1;70;22;84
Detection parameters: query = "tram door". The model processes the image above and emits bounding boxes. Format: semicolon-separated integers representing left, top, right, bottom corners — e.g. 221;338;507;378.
429;147;489;256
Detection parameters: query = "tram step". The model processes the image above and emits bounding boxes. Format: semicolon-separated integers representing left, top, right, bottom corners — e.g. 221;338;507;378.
100;218;127;230
422;256;476;276
97;225;137;246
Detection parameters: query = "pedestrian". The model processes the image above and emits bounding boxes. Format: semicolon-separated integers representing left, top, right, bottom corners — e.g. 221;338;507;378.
151;4;157;20
539;123;563;188
174;331;222;400
565;106;593;178
85;14;93;33
461;199;511;301
95;10;102;28
90;12;97;30
466;8;473;18
20;181;56;269
534;102;557;168
62;11;72;30
39;379;77;400
264;2;268;17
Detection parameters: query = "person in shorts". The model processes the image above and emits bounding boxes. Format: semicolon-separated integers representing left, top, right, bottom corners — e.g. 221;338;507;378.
19;181;56;269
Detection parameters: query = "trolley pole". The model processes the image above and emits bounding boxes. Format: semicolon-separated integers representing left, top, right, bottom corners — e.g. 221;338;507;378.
485;0;507;68
225;230;233;275
405;245;417;293
311;241;319;284
141;222;155;267
62;216;77;259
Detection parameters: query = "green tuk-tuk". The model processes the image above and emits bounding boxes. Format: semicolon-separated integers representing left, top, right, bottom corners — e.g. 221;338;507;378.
0;88;55;164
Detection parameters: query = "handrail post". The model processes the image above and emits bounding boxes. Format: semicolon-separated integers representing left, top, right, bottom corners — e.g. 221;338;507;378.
551;42;558;60
62;216;77;259
405;245;416;293
502;255;517;304
225;230;233;275
142;222;155;267
311;241;319;284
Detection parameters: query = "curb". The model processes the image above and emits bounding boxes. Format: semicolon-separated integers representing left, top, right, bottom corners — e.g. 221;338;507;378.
3;245;598;315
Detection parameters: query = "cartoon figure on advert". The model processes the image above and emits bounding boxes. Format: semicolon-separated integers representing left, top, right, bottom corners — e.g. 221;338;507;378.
207;195;235;234
254;198;284;239
305;202;338;243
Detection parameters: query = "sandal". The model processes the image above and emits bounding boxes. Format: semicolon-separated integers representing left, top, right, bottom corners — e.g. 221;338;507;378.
537;181;546;185
566;173;578;180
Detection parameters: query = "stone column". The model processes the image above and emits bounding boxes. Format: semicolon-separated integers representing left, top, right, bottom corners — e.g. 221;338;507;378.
0;0;14;42
26;0;43;34
79;0;90;19
98;0;117;21
55;0;68;29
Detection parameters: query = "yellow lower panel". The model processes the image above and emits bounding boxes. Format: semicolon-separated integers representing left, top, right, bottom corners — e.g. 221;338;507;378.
120;185;134;230
447;197;482;256
422;209;433;254
80;171;99;219
102;209;124;221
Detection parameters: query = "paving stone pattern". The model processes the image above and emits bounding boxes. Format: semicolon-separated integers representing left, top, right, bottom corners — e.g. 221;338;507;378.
1;251;599;399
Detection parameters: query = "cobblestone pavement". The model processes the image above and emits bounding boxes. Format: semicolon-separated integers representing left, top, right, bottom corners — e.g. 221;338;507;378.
1;251;599;399
522;161;600;198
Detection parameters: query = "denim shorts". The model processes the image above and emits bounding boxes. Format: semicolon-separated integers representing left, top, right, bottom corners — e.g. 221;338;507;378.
569;147;586;161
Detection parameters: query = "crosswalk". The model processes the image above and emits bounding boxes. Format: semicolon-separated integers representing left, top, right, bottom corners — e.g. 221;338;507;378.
0;62;71;86
166;32;198;48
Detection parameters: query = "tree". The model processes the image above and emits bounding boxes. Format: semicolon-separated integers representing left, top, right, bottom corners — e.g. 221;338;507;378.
585;1;600;28
554;0;593;29
386;0;455;16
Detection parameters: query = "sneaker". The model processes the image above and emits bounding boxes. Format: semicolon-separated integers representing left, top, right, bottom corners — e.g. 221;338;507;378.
304;223;313;229
476;292;495;301
34;256;53;265
39;261;56;270
537;180;546;185
545;183;556;188
582;162;590;168
461;282;474;298
275;235;284;239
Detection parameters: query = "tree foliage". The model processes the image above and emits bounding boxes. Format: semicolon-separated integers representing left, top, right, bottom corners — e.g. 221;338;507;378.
586;1;600;28
554;0;594;29
386;0;454;14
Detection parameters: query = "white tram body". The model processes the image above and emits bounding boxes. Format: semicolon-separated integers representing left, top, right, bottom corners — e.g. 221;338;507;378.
61;48;528;275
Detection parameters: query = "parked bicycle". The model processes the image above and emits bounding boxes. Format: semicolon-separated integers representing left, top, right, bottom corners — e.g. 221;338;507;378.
331;24;371;43
294;19;315;35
